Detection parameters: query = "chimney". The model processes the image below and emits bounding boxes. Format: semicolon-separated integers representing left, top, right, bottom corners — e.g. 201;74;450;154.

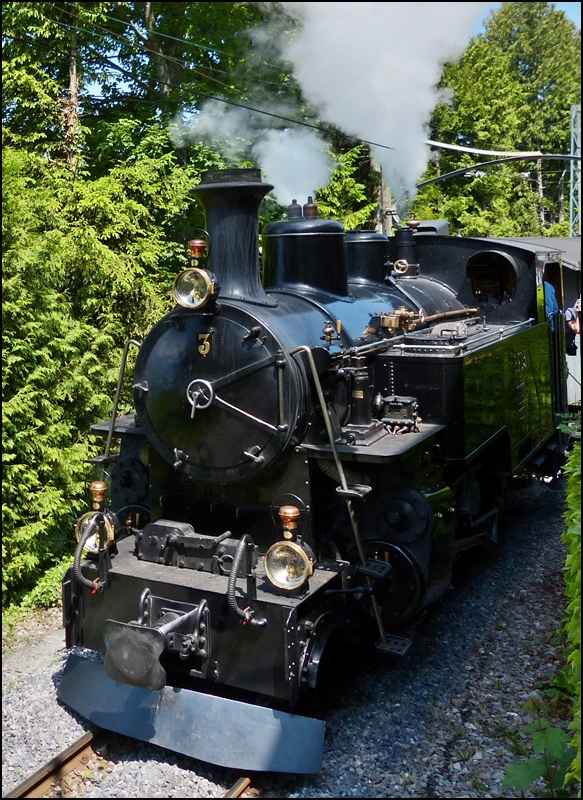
191;169;275;306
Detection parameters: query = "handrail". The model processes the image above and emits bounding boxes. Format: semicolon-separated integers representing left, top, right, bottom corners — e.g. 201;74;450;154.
104;339;142;459
290;345;389;646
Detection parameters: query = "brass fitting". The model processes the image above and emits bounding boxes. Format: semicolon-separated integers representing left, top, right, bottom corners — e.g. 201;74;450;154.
188;239;207;259
379;306;420;333
303;196;318;217
279;505;301;540
90;480;108;510
321;320;341;347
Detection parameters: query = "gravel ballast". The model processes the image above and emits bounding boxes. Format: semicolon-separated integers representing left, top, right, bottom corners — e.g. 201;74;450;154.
2;478;572;798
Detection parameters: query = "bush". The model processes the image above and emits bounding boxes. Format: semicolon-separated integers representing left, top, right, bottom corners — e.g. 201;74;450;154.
561;430;581;790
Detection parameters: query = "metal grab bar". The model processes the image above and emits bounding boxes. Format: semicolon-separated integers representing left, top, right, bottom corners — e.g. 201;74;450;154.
104;339;142;459
290;345;389;646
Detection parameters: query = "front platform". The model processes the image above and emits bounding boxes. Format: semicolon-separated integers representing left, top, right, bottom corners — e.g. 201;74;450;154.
58;653;325;773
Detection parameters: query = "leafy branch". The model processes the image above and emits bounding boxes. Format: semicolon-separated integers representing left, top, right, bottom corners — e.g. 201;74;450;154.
503;698;578;797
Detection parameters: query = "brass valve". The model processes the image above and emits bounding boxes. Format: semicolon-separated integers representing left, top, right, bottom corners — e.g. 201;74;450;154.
321;319;342;347
380;306;420;334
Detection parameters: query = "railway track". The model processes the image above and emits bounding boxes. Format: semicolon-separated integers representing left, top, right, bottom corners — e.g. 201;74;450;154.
4;729;104;798
5;727;254;799
223;777;253;797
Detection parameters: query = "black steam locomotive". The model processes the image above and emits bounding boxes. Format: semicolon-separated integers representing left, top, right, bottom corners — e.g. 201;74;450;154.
59;168;569;774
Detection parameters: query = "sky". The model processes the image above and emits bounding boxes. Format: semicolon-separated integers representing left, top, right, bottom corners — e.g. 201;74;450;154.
551;1;581;27
476;1;581;32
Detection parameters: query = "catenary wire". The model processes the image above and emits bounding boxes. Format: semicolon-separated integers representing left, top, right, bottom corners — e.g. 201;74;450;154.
51;1;293;91
5;18;576;168
53;3;574;164
58;0;290;74
3;31;395;151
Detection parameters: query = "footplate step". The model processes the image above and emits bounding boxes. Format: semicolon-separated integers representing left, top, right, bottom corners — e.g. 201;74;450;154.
357;560;392;580
375;635;412;656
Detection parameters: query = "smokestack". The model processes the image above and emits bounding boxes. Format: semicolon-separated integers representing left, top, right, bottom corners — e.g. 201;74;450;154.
191;169;275;306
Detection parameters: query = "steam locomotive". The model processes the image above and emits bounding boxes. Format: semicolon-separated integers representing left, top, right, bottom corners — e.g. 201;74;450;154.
59;168;569;774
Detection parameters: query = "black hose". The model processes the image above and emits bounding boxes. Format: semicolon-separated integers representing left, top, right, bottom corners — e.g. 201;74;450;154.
226;536;266;627
73;514;102;592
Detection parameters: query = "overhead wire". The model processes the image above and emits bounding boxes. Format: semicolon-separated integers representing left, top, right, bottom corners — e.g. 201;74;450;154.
42;2;253;97
7;9;576;170
417;154;578;189
69;4;573;164
51;1;294;93
3;32;154;95
58;0;291;76
37;3;342;135
3;24;396;152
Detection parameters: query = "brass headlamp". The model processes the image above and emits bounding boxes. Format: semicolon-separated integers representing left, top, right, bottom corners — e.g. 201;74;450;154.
173;268;219;310
74;511;116;554
264;504;313;591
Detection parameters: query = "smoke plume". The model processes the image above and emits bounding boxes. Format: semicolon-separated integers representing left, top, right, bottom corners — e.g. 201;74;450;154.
282;2;490;209
170;101;334;205
172;2;491;210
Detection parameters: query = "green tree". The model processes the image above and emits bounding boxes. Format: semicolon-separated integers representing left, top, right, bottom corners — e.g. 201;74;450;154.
0;2;379;609
1;127;228;605
2;2;124;159
413;2;581;236
315;143;380;230
3;3;301;169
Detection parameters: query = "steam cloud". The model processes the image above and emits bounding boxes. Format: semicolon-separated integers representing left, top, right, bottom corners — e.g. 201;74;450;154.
170;102;334;205
172;1;491;210
282;2;491;209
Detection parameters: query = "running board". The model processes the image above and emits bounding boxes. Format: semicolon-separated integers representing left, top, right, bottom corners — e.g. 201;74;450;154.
58;653;325;774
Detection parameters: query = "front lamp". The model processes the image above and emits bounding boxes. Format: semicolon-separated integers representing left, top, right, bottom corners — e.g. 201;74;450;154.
264;541;313;591
173;268;219;310
75;512;116;554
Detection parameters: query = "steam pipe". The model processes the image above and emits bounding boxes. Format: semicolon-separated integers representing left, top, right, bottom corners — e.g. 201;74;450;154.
227;535;267;627
73;514;102;592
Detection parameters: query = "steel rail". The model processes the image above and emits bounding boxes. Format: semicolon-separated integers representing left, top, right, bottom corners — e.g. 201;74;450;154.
223;776;252;797
5;729;103;798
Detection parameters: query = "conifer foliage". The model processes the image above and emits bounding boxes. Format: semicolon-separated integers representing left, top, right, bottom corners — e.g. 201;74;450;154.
2;137;216;604
413;2;581;235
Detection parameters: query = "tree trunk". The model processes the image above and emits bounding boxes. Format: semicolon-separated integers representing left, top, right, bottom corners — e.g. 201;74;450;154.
144;1;183;108
536;160;545;228
64;21;79;170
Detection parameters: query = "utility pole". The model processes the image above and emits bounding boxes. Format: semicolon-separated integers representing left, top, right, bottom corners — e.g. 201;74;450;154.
570;104;581;237
373;162;397;236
